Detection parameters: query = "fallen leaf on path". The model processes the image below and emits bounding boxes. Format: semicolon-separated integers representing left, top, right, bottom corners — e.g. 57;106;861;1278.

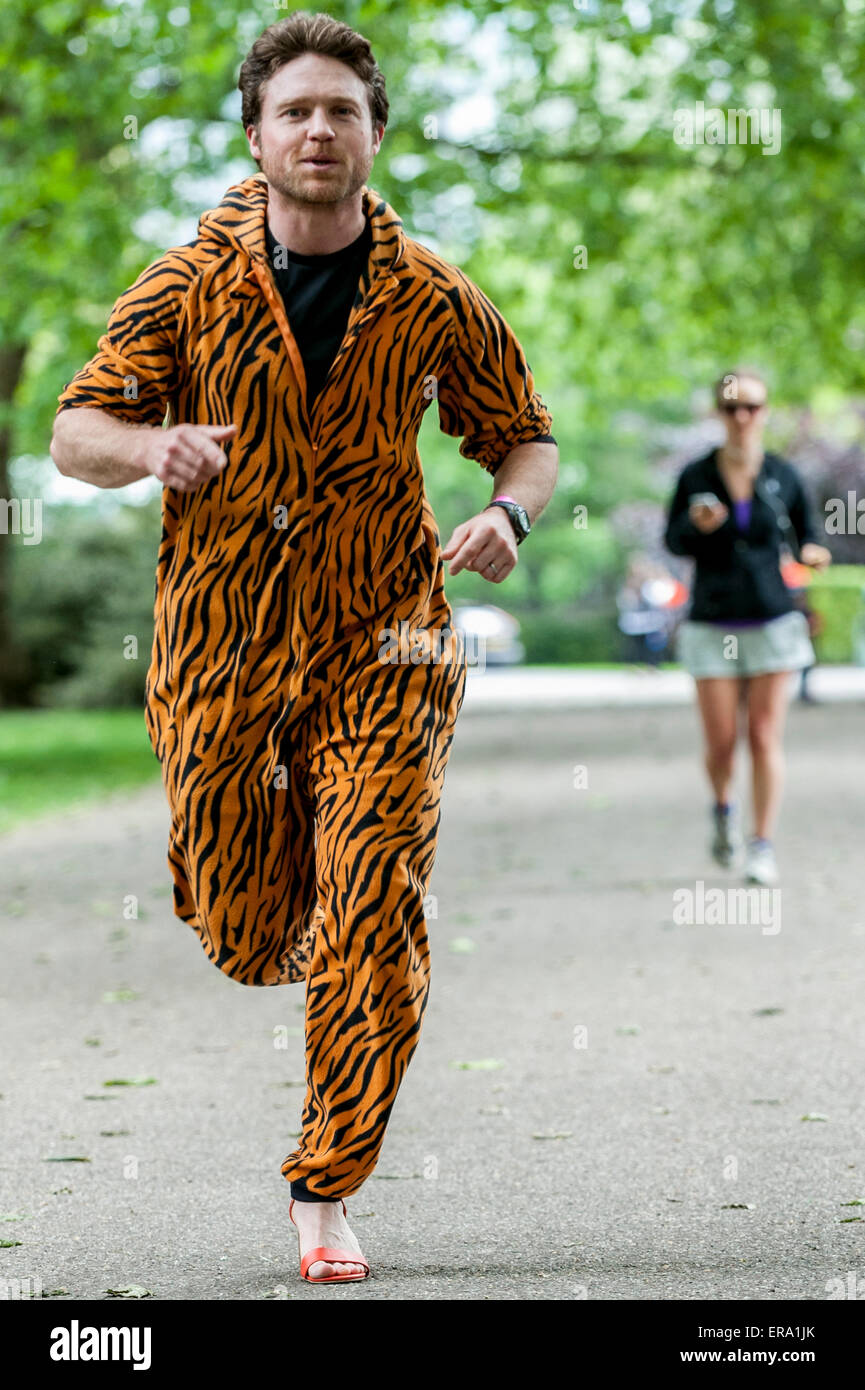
450;1059;504;1070
800;1113;829;1122
532;1130;573;1141
43;1156;91;1163
102;1078;157;1087
448;937;476;953
721;1203;755;1210
106;1286;152;1299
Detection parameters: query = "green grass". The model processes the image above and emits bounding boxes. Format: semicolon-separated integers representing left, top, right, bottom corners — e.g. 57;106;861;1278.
0;710;161;833
1;670;690;831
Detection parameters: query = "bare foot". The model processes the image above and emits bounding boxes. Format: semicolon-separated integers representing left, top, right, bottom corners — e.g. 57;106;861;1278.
290;1199;368;1280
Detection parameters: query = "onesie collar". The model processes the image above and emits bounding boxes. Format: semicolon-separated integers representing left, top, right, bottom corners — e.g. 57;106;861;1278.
196;172;406;286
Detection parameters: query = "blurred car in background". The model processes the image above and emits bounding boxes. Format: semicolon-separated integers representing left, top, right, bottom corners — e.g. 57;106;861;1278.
451;604;525;668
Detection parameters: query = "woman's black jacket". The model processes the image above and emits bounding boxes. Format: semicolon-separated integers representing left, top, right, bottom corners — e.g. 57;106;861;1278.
663;449;818;622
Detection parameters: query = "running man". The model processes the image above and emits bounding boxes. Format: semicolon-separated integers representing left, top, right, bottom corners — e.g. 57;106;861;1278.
50;11;558;1283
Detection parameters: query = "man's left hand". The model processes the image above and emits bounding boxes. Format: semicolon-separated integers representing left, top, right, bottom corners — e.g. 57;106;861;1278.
441;507;518;581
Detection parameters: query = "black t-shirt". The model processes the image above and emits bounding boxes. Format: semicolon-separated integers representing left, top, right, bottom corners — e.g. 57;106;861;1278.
264;217;372;408
263;215;557;452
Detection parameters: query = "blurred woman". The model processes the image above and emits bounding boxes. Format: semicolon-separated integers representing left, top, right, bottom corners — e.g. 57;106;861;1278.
664;369;831;884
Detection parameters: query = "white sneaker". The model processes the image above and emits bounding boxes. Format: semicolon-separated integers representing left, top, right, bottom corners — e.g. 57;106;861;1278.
744;838;778;886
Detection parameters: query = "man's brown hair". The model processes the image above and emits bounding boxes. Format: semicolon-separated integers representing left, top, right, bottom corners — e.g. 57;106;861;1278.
238;9;389;142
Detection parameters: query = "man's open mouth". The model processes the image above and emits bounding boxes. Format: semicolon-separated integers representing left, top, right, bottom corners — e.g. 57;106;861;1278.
304;158;337;166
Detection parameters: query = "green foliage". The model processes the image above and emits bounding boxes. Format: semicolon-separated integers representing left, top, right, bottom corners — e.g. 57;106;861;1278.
10;496;160;707
3;0;864;706
4;0;249;445
807;565;865;663
518;606;622;664
0;708;158;830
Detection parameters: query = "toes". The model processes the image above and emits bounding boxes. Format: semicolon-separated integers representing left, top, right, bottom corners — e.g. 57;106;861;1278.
308;1259;364;1279
307;1258;364;1279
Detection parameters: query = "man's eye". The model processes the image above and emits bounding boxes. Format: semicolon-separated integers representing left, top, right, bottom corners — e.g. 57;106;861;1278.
280;106;354;117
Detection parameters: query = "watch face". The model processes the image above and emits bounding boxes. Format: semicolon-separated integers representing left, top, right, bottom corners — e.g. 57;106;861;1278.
488;500;530;541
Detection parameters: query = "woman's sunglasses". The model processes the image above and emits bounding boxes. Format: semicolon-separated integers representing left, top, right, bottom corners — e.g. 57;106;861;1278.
718;401;765;414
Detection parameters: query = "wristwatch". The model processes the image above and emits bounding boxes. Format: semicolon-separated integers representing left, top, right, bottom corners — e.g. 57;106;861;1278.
484;494;531;545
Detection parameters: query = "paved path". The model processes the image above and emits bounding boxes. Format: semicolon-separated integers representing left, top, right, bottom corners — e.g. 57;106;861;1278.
1;700;863;1300
461;663;865;709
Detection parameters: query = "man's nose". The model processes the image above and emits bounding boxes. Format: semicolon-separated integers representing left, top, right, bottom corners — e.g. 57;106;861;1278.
307;111;335;138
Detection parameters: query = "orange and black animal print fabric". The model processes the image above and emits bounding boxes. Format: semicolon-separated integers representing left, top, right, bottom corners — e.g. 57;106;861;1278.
55;174;553;1197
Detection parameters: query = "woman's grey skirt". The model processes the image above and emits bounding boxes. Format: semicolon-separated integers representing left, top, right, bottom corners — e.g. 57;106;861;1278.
676;609;816;679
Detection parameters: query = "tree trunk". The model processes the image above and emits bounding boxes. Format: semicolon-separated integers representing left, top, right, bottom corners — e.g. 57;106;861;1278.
0;341;30;707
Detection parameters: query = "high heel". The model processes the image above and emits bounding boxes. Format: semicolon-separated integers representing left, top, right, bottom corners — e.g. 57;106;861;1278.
289;1198;370;1283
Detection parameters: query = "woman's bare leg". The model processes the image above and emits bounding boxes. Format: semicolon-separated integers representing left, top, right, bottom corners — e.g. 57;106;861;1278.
746;671;794;839
694;676;742;803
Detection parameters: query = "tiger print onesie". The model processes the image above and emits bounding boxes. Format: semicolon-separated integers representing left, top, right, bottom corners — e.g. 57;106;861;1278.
55;173;554;1201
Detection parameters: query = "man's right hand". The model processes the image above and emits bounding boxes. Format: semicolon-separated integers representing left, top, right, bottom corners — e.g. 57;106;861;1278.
136;422;238;492
689;501;729;534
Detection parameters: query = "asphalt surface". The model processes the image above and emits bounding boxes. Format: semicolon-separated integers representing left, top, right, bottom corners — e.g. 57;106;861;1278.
461;662;865;709
1;696;863;1301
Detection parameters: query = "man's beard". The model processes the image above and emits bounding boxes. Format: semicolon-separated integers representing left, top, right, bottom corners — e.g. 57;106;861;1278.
258;141;372;205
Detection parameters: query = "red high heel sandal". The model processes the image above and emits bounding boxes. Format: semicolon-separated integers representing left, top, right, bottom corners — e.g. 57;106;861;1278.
289;1198;371;1284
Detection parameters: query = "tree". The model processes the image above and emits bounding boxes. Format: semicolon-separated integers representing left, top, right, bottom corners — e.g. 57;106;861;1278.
3;0;864;701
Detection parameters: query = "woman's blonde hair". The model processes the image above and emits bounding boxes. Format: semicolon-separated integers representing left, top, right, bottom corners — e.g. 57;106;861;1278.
713;367;769;407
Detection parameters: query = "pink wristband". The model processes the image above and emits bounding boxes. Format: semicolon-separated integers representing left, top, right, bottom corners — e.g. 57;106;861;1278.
491;494;518;505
